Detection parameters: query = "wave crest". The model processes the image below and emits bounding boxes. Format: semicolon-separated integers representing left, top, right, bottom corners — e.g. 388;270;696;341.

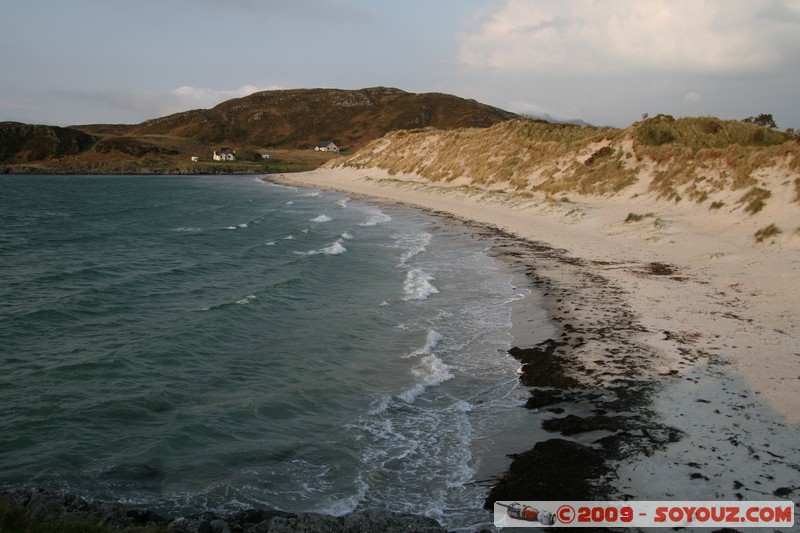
402;268;438;301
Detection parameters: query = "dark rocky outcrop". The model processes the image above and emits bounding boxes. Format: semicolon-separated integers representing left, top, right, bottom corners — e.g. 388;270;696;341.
168;508;447;533
0;121;97;163
0;488;449;532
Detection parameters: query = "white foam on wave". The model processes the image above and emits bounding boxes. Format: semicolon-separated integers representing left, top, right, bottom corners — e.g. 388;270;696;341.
172;227;202;232
366;394;393;416
404;329;442;358
336;198;350;208
302;191;321;197
310;214;332;223
238;223;248;229
265;241;276;246
397;232;432;264
321;242;347;255
402;268;438;301
346;394;475;525
295;240;347;256
200;293;258;311
236;294;257;305
358;208;391;227
398;354;454;403
340;232;353;240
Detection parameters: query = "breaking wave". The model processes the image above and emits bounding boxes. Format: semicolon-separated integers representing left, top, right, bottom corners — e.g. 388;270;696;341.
402;268;438;301
296;241;348;256
358;208;392;226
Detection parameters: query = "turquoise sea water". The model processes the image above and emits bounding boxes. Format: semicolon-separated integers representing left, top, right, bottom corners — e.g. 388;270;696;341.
0;175;544;530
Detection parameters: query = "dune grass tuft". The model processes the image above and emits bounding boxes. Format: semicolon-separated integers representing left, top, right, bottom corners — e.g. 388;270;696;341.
738;187;771;214
754;223;782;243
625;212;655;223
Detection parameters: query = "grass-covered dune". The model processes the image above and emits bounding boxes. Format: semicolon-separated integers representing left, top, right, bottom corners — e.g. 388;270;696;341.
336;115;800;211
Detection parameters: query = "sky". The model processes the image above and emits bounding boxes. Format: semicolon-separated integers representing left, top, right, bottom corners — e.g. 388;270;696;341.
1;0;799;129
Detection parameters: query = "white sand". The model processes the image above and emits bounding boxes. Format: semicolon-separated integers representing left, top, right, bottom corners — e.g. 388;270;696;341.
271;167;800;504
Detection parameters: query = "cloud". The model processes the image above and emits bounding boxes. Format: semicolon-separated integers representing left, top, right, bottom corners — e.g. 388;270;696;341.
459;0;800;75
683;92;702;103
52;84;281;124
193;0;371;24
507;99;583;122
169;84;282;110
508;100;552;116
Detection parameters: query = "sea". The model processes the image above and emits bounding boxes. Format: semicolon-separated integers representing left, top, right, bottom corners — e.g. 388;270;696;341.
0;175;551;530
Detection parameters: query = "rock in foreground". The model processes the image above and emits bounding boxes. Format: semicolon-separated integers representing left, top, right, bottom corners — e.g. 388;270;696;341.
0;488;449;532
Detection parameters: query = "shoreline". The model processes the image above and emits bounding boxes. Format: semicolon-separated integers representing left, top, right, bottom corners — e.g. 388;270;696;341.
4;167;796;531
267;168;800;518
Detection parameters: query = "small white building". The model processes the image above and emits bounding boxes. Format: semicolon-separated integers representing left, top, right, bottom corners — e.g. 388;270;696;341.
191;156;199;162
315;141;339;153
213;149;236;161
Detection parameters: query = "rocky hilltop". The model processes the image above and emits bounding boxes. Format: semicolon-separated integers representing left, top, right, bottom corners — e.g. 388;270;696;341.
83;86;517;149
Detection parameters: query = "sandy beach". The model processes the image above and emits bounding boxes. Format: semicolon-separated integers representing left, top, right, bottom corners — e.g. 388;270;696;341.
269;167;800;514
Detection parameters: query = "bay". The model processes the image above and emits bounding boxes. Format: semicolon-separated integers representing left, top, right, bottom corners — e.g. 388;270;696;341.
0;175;548;530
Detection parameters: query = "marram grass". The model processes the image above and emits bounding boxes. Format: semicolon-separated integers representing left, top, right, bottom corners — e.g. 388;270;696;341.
335;117;800;215
755;223;782;243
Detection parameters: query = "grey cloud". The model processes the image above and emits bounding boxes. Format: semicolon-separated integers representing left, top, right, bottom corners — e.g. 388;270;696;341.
192;0;373;24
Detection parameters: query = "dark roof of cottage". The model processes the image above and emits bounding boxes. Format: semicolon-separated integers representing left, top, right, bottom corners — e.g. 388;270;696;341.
316;141;336;147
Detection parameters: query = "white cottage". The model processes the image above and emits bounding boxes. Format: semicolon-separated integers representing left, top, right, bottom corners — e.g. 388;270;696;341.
315;141;339;153
213;149;236;161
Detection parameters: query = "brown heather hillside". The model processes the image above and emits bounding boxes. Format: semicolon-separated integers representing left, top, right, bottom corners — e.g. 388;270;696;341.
77;87;518;150
1;88;517;174
333;115;800;226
